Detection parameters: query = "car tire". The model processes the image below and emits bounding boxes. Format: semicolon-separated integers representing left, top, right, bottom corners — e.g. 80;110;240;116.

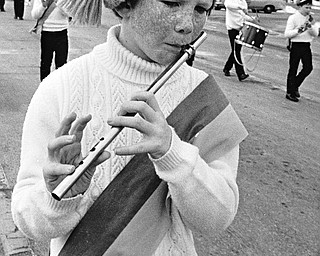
263;5;274;13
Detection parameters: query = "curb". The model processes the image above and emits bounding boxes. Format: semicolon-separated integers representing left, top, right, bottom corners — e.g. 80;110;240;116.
0;165;34;256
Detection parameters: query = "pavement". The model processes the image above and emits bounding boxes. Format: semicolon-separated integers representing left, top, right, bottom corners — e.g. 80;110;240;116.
0;1;318;255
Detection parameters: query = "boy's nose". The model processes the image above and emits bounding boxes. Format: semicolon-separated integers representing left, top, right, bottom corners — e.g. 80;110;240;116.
174;14;193;34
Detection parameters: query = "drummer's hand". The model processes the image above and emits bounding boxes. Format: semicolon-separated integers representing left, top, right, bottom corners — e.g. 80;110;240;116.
43;113;110;198
107;91;172;159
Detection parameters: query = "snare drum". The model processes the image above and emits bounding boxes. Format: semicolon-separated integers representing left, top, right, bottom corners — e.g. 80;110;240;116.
235;22;269;51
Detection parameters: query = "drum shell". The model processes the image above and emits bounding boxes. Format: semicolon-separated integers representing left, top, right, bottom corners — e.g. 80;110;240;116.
236;22;269;51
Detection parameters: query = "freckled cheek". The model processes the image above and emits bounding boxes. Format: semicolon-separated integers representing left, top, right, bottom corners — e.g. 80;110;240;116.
193;16;207;35
132;12;172;45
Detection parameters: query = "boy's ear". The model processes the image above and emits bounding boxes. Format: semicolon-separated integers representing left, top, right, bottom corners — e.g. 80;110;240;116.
114;2;132;18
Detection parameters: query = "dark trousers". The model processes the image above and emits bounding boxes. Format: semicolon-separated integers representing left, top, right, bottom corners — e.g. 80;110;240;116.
286;42;313;94
224;28;245;78
0;0;5;10
40;29;68;81
13;0;24;18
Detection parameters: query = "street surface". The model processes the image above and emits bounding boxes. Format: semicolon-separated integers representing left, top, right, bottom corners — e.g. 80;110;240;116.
203;9;320;102
1;1;319;255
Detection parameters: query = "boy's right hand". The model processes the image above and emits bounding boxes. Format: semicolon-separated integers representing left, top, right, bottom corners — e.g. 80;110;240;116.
43;113;110;199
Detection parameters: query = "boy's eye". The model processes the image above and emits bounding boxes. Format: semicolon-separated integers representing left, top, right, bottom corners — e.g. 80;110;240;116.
161;1;210;15
162;1;180;7
195;6;208;14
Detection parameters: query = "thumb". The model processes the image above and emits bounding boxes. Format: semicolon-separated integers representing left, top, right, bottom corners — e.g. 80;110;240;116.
94;151;111;167
81;151;111;181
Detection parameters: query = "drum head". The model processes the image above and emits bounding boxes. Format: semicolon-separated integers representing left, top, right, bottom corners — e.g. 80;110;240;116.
244;21;269;33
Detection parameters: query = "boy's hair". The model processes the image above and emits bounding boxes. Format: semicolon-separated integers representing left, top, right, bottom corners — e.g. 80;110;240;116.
113;0;215;18
112;0;139;18
57;0;215;25
296;0;312;6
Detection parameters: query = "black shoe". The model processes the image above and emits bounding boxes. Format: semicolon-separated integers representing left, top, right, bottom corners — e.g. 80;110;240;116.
223;68;230;76
286;93;299;102
14;16;17;19
0;9;5;12
294;91;300;98
239;73;249;81
18;17;24;20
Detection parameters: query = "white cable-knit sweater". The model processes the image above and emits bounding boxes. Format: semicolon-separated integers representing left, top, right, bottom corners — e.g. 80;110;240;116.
12;25;242;255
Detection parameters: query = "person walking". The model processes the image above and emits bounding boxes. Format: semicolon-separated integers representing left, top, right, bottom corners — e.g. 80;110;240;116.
223;0;255;81
13;0;24;19
11;0;248;255
31;0;70;81
284;0;318;102
0;0;5;12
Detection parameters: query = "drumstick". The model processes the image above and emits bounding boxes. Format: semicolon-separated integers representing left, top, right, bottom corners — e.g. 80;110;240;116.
52;31;208;201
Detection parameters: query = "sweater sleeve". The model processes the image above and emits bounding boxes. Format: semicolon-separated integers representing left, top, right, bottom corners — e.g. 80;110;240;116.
11;75;84;241
225;0;247;11
285;14;318;40
284;15;299;39
150;128;241;237
31;0;47;19
308;24;319;37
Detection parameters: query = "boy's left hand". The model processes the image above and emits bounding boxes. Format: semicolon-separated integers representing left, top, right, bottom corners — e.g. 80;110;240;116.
107;91;172;159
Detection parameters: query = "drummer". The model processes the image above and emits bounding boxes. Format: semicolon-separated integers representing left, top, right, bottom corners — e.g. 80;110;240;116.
223;0;257;81
11;0;248;255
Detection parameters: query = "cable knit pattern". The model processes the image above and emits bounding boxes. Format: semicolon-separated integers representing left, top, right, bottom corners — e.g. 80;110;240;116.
65;25;206;254
80;26;205;255
11;24;243;256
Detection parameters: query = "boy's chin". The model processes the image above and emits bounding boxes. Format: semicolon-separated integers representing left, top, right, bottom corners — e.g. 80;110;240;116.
153;52;182;66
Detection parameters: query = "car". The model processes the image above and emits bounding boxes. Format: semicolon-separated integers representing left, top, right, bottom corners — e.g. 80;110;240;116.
214;0;286;13
214;0;225;10
247;0;286;13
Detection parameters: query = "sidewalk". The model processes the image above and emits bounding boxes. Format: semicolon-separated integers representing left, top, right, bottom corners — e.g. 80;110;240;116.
0;0;38;253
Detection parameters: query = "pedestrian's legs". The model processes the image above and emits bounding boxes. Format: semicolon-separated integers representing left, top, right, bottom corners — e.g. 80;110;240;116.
295;45;312;89
13;0;24;18
54;30;68;69
234;42;245;78
40;32;54;81
286;45;301;94
0;0;5;11
224;29;237;72
224;29;245;77
17;0;24;19
13;0;18;18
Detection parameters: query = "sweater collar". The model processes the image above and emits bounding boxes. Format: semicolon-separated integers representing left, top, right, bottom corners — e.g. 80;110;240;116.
92;25;188;86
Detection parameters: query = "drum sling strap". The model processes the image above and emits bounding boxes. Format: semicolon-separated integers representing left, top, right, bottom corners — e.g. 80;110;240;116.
58;74;245;256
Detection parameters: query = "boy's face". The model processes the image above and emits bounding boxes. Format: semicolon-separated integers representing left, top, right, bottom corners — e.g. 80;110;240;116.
300;4;312;15
120;0;212;65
